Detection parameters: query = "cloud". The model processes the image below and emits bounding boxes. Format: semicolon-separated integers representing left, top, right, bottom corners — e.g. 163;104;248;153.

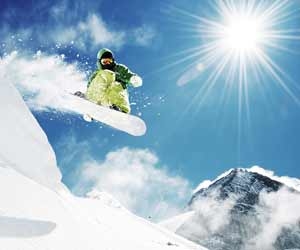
133;25;156;46
174;189;237;244
54;132;111;193
175;185;300;250
45;14;126;50
248;166;300;191
55;133;92;171
80;15;125;48
0;1;156;53
181;190;237;239
50;27;77;45
43;16;156;51
0;51;87;111
76;147;192;221
244;187;300;250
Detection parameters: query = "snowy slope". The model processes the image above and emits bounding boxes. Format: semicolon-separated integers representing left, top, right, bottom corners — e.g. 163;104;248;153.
0;76;61;190
0;166;205;250
0;75;207;250
160;211;195;232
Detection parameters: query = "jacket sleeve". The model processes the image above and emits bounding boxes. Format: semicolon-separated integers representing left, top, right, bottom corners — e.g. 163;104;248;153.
87;70;98;88
115;64;142;88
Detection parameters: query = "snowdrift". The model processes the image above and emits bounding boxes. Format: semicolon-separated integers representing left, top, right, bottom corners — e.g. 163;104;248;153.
0;77;61;189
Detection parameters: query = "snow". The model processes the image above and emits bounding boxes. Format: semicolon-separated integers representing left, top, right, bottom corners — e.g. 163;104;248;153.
1;51;87;112
0;75;61;190
193;167;300;194
0;75;207;250
0;166;205;250
192;169;234;194
0;216;56;238
248;166;300;192
160;211;195;232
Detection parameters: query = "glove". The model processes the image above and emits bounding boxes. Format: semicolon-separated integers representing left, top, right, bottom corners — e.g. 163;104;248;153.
130;75;143;87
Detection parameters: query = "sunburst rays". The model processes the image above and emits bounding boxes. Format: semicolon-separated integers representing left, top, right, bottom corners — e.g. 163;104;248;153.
164;0;300;116
162;0;300;160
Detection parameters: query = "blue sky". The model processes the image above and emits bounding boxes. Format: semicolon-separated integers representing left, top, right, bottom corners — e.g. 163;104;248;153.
1;0;300;220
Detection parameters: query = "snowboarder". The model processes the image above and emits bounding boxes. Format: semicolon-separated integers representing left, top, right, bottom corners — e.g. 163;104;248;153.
75;48;142;114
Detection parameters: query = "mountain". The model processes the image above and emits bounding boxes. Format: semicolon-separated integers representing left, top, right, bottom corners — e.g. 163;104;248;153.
161;168;300;250
190;168;283;213
0;74;207;250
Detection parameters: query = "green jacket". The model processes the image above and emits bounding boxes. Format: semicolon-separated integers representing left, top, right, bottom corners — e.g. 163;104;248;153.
86;48;140;113
87;64;135;89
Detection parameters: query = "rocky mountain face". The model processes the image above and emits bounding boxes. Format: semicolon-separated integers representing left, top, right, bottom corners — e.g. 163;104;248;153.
190;168;283;213
174;169;300;250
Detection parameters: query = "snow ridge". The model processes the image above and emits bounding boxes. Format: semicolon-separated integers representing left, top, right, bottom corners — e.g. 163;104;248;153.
193;166;300;194
0;74;61;189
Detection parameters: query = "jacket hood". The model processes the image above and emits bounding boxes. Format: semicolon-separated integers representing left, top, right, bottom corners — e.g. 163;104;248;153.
97;48;115;69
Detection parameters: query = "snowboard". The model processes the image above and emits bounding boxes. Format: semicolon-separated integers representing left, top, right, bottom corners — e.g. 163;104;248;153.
66;93;146;136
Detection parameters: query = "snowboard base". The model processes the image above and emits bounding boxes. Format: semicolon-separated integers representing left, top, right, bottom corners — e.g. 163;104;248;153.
66;93;146;136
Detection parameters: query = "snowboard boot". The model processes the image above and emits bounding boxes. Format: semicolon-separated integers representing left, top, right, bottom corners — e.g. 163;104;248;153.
110;104;122;112
74;91;85;98
83;114;93;122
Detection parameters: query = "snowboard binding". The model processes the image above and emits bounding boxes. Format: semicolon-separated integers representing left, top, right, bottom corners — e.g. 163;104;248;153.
110;104;126;113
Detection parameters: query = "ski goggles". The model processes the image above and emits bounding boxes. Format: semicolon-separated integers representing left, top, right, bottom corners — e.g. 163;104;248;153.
100;58;113;65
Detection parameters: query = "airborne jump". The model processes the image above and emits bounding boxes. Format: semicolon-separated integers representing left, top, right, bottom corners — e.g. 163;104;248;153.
72;48;146;136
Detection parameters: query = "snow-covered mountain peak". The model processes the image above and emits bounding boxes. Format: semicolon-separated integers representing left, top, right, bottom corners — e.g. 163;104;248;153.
248;165;300;191
162;168;300;250
194;166;300;196
190;168;284;211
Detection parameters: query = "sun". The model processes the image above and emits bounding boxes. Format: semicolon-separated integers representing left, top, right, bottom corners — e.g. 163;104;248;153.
222;14;264;52
162;0;300;155
166;0;300;107
202;1;273;65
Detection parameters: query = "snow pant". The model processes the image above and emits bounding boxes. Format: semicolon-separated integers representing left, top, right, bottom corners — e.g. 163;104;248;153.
85;70;131;114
